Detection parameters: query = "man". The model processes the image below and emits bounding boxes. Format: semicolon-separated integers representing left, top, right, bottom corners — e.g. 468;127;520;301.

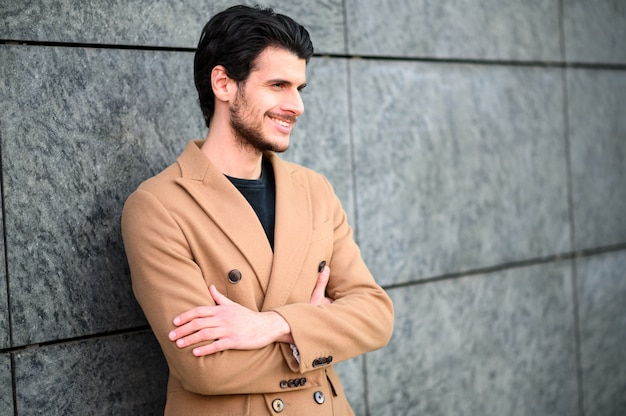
122;5;393;415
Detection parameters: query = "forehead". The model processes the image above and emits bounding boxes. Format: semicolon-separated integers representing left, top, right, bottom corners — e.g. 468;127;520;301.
250;46;307;83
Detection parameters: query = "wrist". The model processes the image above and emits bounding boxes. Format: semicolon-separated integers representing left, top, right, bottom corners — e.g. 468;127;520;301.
267;311;293;344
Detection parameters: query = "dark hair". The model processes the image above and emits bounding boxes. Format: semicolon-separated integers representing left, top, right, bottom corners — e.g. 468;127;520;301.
194;5;314;128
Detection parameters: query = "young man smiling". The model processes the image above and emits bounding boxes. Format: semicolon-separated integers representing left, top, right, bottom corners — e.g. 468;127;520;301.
122;5;393;415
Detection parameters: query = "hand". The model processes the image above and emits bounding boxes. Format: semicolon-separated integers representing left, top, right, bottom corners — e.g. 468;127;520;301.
168;285;291;356
169;266;333;356
310;265;334;306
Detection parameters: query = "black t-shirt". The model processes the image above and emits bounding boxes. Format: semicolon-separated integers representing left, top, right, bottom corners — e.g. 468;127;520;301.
226;158;276;250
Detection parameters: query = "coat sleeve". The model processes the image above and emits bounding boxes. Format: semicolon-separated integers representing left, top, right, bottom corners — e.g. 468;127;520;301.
273;176;394;373
122;189;309;396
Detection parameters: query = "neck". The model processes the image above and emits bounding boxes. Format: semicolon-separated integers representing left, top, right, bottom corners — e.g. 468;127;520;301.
201;124;263;180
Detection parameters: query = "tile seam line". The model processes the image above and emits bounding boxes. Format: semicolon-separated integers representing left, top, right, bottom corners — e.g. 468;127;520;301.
2;39;626;71
0;39;195;53
382;243;626;291
558;0;584;412
0;113;18;416
0;325;152;355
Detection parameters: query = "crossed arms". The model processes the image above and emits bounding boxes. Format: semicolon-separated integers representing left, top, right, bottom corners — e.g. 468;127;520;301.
168;265;333;356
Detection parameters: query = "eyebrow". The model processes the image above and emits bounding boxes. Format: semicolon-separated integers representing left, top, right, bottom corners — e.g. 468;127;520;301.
267;79;307;90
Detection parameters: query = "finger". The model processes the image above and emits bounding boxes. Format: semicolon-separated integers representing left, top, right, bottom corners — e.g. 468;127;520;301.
209;285;235;306
174;327;222;349
310;266;330;305
193;338;231;356
169;317;214;341
173;305;215;326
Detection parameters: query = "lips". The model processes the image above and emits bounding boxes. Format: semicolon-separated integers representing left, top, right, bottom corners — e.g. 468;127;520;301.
268;113;297;128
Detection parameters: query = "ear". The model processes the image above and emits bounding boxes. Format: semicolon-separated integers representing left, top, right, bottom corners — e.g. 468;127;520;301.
211;65;235;102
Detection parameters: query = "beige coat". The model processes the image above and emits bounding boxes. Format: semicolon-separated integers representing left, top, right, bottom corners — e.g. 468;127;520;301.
122;140;394;415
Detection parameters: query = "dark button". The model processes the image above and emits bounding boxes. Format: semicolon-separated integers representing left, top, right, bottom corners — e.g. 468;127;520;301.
314;391;325;405
279;380;288;389
272;399;285;413
288;379;296;388
299;377;307;386
312;356;333;367
318;260;327;273
228;269;242;284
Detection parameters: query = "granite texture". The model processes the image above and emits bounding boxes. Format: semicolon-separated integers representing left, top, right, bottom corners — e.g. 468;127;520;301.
368;262;577;416
0;220;7;350
346;0;561;61
563;0;626;64
351;59;570;285
334;357;366;416
0;354;13;416
0;44;204;346
577;251;626;416
568;68;626;250
0;0;345;54
283;57;355;224
14;331;167;415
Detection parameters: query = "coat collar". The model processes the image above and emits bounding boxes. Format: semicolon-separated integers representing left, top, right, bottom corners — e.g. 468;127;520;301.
174;140;312;308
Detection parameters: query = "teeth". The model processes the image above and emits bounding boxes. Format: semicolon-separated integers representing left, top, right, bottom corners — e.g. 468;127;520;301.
270;116;291;127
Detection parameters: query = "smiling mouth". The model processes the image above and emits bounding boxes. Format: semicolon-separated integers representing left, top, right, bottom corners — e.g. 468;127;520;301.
268;113;297;127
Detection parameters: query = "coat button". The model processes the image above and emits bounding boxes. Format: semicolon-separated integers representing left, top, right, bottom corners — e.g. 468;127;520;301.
228;269;242;284
314;391;325;404
279;380;288;389
272;399;285;413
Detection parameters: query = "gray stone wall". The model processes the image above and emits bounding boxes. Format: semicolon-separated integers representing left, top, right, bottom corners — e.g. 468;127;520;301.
1;1;624;415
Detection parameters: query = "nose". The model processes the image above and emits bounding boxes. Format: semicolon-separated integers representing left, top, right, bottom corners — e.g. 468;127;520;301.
282;88;305;116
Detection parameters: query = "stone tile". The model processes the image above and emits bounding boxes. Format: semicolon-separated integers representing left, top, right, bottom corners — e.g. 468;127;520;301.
0;45;205;346
346;0;561;61
334;357;365;416
351;60;570;285
367;262;578;416
0;353;13;416
14;331;167;415
577;251;626;416
283;57;354;222
0;0;345;53
563;0;626;64
568;68;626;251
0;229;7;350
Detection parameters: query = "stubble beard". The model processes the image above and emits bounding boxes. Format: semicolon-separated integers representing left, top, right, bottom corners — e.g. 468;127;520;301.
229;89;288;154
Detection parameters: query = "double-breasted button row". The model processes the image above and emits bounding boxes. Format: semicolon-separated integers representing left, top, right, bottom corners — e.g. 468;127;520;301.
227;269;242;284
279;377;307;389
270;391;326;413
312;355;333;367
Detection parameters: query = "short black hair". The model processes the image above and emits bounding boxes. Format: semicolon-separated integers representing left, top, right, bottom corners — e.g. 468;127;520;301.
194;5;314;128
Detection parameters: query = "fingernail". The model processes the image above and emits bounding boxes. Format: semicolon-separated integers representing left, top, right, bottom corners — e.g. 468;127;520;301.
176;339;185;347
169;330;176;340
318;260;326;273
173;317;180;325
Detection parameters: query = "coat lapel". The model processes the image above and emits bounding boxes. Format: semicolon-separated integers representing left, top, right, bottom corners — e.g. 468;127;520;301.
174;141;273;289
261;153;312;311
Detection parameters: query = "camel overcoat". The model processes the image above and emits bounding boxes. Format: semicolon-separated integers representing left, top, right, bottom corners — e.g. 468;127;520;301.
121;140;394;415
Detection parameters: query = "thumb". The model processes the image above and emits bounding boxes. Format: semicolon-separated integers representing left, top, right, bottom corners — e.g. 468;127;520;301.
310;266;330;305
209;285;234;306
